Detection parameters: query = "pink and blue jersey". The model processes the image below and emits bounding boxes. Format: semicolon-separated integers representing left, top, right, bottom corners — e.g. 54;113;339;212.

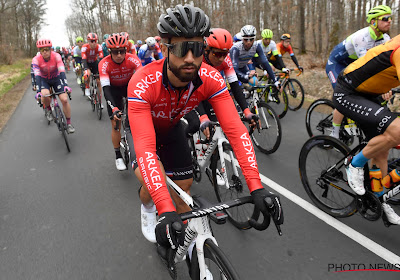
32;51;65;79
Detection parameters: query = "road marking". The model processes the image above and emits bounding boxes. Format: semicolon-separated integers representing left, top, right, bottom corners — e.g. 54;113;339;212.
259;174;400;267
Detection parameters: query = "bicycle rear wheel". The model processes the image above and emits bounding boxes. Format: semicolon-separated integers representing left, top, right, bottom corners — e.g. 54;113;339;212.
211;143;258;229
299;135;357;217
285;78;305;111
250;101;282;154
190;239;240;280
55;105;71;152
265;85;288;119
305;98;335;137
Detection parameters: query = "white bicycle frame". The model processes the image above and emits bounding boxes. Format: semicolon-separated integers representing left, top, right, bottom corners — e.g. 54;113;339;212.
193;125;240;190
166;177;227;280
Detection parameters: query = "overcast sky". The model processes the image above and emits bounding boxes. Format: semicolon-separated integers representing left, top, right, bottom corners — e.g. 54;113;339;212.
40;0;72;47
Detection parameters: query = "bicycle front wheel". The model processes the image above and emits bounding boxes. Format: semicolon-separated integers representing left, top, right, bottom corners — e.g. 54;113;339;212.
55;106;71;153
95;89;102;120
250;101;282;154
305;98;334;138
211;143;258;229
284;78;305;111
190;239;240;280
299;135;357;217
265;85;288;119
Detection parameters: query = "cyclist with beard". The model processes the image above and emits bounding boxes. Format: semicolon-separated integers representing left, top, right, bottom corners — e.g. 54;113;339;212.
127;4;284;252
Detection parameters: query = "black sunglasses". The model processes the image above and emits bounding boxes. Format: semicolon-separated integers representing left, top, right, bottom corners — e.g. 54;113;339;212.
110;49;127;55
164;41;204;58
243;37;255;42
90;40;97;43
378;15;392;22
211;50;229;58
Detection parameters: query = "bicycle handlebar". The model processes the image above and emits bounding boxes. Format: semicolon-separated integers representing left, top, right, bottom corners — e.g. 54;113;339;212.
249;197;282;235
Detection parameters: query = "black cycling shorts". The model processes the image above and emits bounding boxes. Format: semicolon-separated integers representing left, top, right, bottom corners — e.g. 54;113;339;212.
87;61;99;75
106;85;127;119
333;80;397;140
130;121;193;181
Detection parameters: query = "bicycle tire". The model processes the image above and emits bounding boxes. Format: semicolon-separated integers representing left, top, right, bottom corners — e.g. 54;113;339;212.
299;135;357;217
120;138;129;169
250;101;282;154
190;239;240;280
90;77;96;112
96;88;102;120
211;143;259;229
284;78;305;111
265;85;288;119
305;98;335;138
55;105;71;153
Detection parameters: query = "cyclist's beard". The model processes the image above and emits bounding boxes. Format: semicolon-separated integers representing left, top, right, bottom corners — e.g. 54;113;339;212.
168;59;201;83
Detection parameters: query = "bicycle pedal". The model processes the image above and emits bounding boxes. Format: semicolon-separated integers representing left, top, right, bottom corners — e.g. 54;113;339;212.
210;211;228;224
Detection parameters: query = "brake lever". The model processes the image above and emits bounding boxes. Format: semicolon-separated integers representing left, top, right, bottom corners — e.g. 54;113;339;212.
265;197;282;236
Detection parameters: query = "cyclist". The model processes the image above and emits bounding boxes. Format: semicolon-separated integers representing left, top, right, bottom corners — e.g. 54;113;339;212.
230;25;280;88
98;33;142;171
72;36;84;84
135;40;143;52
333;34;400;225
255;29;287;72
327;5;392;139
127;4;283;251
81;33;104;98
184;27;260;186
121;32;137;55
101;34;110;57
268;33;303;72
32;39;74;133
137;37;163;66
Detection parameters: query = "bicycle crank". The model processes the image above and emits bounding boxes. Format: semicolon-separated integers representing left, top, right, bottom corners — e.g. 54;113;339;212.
356;191;382;221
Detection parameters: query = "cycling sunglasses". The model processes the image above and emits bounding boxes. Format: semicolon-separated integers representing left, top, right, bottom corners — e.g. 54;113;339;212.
89;40;97;43
110;48;127;55
40;47;51;53
211;50;229;58
164;41;204;58
378;15;392;22
77;40;83;43
243;37;255;42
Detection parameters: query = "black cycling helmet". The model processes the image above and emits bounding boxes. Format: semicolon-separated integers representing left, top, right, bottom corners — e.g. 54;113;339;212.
157;4;211;39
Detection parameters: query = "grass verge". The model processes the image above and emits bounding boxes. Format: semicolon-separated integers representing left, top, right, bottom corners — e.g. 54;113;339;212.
0;58;31;99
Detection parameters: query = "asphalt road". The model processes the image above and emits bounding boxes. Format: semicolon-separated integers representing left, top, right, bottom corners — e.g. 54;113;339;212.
0;70;400;280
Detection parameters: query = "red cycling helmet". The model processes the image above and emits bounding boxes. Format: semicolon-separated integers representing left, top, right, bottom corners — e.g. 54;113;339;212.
106;33;128;49
36;38;52;48
206;28;233;51
87;33;98;41
120;32;129;40
154;35;161;42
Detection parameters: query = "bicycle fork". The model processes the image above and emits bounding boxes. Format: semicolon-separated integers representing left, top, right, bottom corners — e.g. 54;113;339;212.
217;138;240;190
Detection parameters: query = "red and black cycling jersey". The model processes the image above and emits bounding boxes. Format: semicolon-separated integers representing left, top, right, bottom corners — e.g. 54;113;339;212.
127;58;263;214
81;43;104;67
99;53;142;87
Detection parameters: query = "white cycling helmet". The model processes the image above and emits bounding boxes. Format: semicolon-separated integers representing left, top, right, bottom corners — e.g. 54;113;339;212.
240;25;256;38
145;37;157;47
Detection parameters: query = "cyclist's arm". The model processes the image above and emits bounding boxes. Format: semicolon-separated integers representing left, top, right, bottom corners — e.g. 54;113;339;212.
271;48;286;69
55;53;68;86
229;47;250;82
209;89;263;192
81;46;89;69
255;44;276;81
287;45;300;68
98;45;104;59
391;48;400;81
99;60;119;111
155;45;163;60
230;80;249;111
138;48;146;65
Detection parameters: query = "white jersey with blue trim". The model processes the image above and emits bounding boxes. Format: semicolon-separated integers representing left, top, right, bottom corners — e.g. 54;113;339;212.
230;41;260;68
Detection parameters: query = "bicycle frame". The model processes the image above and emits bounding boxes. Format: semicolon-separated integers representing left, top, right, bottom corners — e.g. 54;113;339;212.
193;125;240;190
